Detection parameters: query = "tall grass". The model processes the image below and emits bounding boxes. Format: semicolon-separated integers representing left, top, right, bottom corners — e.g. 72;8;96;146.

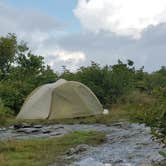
117;91;166;138
0;98;13;126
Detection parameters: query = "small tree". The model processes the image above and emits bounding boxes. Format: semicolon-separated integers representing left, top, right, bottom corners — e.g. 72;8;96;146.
0;34;17;79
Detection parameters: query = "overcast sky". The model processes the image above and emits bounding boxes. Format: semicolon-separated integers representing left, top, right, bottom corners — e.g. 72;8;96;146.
1;0;166;72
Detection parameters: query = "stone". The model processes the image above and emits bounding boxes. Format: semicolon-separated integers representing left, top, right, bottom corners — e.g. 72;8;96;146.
33;125;43;128
14;123;31;129
50;132;63;136
104;164;112;166
16;128;40;134
13;123;23;129
42;130;51;134
72;157;105;166
111;122;130;129
54;126;64;130
0;128;6;131
110;122;124;127
8;126;14;129
67;144;90;155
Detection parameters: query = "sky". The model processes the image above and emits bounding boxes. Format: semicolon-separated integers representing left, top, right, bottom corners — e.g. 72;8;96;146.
1;0;166;72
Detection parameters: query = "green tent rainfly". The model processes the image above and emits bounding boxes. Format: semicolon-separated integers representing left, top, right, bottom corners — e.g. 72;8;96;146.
17;79;103;119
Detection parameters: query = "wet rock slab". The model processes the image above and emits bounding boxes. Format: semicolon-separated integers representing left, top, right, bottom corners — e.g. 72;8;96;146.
0;123;166;165
0;124;68;140
72;157;106;166
67;123;166;166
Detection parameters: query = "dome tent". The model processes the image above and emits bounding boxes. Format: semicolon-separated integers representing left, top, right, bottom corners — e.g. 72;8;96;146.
17;79;103;119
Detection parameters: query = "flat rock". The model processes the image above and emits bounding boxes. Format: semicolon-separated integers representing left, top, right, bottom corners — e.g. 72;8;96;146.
67;144;90;155
50;132;63;136
72;157;105;166
33;125;43;128
42;130;51;134
14;123;32;129
8;126;14;129
110;122;130;129
16;128;40;134
0;128;6;131
53;126;65;130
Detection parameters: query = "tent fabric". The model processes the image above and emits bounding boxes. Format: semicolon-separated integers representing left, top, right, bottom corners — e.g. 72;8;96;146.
17;79;103;119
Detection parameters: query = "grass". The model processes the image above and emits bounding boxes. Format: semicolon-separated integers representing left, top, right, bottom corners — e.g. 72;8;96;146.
0;104;132;127
13;107;130;127
0;115;14;127
0;99;14;127
0;91;155;127
159;151;166;158
0;131;105;166
152;151;166;166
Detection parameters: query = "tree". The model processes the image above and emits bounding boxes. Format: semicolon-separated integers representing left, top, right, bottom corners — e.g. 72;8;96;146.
0;34;17;79
0;34;57;113
61;60;136;107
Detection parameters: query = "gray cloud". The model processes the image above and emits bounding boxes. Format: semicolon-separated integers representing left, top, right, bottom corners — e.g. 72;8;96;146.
43;24;166;72
0;2;166;72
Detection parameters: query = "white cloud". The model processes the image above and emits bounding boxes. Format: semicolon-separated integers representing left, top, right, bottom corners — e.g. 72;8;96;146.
74;0;166;38
43;49;86;71
54;49;86;62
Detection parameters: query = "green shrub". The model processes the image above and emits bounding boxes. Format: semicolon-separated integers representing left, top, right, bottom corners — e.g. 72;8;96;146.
0;98;13;126
118;91;166;138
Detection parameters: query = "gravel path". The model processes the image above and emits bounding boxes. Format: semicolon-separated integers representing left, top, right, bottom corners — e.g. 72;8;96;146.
0;122;166;165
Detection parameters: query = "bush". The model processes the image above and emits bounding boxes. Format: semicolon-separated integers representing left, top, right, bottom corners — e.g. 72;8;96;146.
118;91;155;105
0;98;12;125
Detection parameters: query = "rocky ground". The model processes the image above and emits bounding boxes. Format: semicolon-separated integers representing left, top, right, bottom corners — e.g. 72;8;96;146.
0;122;166;166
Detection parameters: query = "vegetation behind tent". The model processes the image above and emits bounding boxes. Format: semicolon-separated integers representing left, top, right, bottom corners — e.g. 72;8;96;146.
0;33;166;136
